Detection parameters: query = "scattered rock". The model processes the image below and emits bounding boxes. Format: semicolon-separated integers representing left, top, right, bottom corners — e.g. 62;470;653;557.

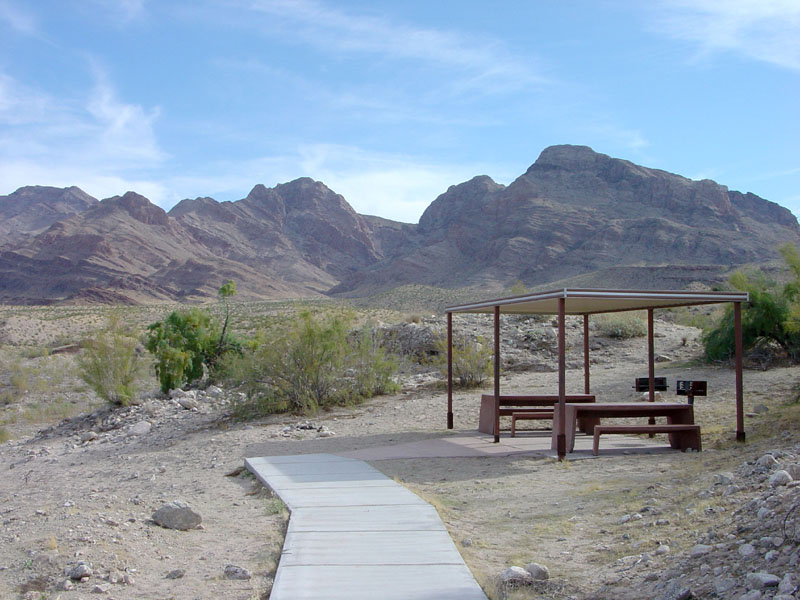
177;397;199;410
525;562;550;580
65;560;93;580
165;569;185;579
151;501;202;530
127;421;152;436
746;572;780;589
81;431;98;442
689;544;713;558
769;470;793;487
757;454;779;469
223;564;251;580
498;566;532;587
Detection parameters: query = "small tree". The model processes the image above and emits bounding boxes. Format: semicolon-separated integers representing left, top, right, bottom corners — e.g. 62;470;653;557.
77;313;142;406
703;247;800;363
146;308;219;393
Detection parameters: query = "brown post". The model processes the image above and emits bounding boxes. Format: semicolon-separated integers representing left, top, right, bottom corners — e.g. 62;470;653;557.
557;296;566;459
447;311;453;430
583;314;590;394
647;308;656;432
494;305;501;444
647;308;655;402
735;302;745;441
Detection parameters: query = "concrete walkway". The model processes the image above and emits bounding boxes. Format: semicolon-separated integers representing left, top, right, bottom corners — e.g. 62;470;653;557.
245;453;488;600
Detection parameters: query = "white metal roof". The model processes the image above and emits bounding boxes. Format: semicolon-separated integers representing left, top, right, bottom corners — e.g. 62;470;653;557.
445;288;750;315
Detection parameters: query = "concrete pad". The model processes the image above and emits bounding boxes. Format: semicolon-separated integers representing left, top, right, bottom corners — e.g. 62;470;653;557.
287;505;446;533
270;564;488;600
281;530;464;566
276;484;427;510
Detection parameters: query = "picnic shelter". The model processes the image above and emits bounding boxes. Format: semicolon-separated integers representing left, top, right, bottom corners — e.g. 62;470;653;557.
444;288;750;459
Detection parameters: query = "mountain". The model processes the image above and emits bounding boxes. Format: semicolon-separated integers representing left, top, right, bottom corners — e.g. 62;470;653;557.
0;145;798;304
0;186;98;244
331;145;800;295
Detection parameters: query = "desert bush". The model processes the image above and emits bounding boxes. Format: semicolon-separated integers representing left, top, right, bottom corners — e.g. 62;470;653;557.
594;312;647;339
77;313;142;406
228;311;398;418
434;334;492;388
703;266;800;363
145;283;242;392
146;308;217;393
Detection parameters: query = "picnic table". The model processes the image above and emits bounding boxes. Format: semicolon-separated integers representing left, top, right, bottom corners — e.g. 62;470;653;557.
550;402;699;454
478;394;595;436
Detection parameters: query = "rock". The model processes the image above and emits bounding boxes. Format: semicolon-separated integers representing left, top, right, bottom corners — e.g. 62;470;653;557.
746;572;780;589
739;543;757;557
713;472;735;485
655;545;670;556
127;421;152;436
661;583;692;600
92;583;110;593
689;544;713;558
151;501;202;530
655;354;672;362
223;564;251;580
81;431;98;442
165;569;185;579
619;514;631;524
769;470;793;487
56;578;74;590
779;573;797;594
754;403;769;414
714;578;736;594
498;566;532;587
525;562;549;580
785;463;800;480
739;591;763;600
757;454;779;469
65;560;93;580
206;385;224;398
177;397;199;410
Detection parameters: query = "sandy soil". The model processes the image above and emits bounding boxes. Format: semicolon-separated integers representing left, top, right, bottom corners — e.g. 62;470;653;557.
1;314;799;599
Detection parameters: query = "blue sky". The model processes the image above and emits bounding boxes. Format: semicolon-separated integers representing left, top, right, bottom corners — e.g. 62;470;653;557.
1;0;798;223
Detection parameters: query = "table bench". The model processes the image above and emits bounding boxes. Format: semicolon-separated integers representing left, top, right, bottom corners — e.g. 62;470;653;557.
551;402;697;453
479;394;595;436
593;423;702;455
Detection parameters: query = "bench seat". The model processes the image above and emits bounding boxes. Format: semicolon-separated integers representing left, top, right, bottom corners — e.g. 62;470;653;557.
593;424;701;455
510;411;555;437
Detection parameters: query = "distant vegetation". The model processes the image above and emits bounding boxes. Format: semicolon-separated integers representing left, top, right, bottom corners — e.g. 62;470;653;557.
433;334;492;388
703;244;800;364
225;310;399;418
594;312;648;339
77;312;142;406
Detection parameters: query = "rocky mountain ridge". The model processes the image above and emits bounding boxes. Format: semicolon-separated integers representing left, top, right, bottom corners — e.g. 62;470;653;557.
1;145;798;304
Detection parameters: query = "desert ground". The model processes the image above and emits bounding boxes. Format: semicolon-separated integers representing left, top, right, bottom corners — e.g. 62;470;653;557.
1;302;800;599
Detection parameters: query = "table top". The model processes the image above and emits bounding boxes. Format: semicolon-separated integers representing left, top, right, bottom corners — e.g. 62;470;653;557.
567;402;690;410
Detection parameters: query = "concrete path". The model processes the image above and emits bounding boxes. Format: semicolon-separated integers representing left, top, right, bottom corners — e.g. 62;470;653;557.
245;453;488;600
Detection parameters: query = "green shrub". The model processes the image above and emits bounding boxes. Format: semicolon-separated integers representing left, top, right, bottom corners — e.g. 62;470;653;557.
703;267;800;363
77;313;142;406
146;308;217;393
434;334;492;388
228;311;398;418
594;312;647;339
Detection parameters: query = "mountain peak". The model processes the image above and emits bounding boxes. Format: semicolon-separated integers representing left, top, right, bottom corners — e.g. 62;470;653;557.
99;192;169;226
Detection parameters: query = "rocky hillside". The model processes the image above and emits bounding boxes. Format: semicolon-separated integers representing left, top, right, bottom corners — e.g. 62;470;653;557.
1;146;798;304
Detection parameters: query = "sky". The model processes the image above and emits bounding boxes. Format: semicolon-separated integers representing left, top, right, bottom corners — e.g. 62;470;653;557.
0;0;798;224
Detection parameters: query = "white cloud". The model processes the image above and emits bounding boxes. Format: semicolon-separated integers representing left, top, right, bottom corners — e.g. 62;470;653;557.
653;0;800;71
231;0;547;93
